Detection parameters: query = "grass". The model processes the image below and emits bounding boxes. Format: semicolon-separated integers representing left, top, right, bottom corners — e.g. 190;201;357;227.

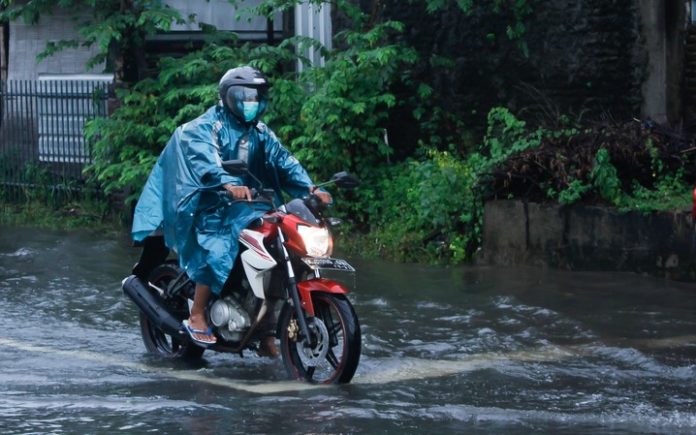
0;198;126;234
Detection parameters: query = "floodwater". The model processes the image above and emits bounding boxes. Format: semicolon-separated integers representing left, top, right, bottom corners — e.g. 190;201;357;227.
1;226;696;434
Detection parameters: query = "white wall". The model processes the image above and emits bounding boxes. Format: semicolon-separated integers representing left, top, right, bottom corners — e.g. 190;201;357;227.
7;1;332;79
8;9;103;80
165;0;282;34
8;1;284;80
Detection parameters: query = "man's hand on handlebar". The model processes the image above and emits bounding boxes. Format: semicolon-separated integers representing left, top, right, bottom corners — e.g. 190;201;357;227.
223;184;252;201
311;186;332;205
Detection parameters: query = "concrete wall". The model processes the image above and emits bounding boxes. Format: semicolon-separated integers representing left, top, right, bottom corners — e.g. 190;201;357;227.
1;23;7;81
478;200;696;281
639;0;687;125
8;9;103;80
6;1;285;80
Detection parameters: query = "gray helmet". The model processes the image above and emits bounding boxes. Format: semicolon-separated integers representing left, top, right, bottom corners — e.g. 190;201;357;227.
218;66;270;124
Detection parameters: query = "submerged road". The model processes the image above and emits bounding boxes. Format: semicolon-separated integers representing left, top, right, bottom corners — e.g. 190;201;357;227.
2;225;696;433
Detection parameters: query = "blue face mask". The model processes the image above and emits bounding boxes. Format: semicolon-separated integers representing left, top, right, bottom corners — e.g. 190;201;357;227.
242;101;259;122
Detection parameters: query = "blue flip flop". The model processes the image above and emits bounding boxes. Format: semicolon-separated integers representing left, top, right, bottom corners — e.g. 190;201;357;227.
183;319;217;347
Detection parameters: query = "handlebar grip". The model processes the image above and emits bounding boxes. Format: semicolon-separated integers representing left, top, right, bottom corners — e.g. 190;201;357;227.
305;193;327;213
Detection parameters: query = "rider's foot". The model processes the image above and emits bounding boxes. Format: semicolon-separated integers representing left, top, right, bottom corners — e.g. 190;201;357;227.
257;335;279;358
185;314;217;345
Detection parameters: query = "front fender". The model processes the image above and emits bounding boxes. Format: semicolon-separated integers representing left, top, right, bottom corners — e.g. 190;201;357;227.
296;278;350;317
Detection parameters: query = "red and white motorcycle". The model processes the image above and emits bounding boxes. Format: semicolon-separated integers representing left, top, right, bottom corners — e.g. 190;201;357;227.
122;160;361;384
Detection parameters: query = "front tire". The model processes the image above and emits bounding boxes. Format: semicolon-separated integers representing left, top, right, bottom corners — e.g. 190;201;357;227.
139;264;205;360
280;293;361;384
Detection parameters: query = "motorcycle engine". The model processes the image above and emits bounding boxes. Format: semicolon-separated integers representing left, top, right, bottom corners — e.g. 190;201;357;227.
210;297;251;342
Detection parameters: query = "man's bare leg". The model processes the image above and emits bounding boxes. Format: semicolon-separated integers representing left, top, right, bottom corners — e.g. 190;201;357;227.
258;336;279;358
186;283;217;344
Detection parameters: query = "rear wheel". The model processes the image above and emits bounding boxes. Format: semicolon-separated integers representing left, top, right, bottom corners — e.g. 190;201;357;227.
139;264;204;360
280;293;361;384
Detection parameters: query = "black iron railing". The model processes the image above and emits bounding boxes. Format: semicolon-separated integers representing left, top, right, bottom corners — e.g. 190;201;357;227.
0;79;111;201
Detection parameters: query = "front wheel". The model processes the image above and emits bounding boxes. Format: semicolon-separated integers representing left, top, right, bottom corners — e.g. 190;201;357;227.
279;293;361;384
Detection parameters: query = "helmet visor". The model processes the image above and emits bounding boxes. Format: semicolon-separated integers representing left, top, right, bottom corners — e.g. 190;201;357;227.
227;85;266;102
224;85;268;122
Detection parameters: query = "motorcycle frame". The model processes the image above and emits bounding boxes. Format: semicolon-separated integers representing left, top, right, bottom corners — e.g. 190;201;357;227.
238;212;352;344
131;206;353;352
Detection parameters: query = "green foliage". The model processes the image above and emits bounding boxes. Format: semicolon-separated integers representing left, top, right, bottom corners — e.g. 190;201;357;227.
360;151;480;262
412;87;474;154
645;137;663;178
484;107;542;160
557;179;592;205
355;107;539;263
522;137;691;215
0;162;114;229
0;198;117;230
590;148;623;205
85;39;295;203
18;0;689;267
270;21;417;183
621;172;691;212
0;161;85;207
87;5;417;216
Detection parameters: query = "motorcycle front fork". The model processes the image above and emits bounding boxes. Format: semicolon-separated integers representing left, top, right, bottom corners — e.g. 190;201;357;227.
277;231;315;345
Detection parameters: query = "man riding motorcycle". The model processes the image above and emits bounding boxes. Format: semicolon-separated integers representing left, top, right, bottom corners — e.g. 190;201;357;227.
131;66;331;356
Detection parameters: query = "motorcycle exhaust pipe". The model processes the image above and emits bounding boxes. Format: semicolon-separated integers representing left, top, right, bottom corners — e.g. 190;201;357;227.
121;275;185;337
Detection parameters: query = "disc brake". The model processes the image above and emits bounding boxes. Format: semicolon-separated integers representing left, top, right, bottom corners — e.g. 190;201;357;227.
296;318;330;367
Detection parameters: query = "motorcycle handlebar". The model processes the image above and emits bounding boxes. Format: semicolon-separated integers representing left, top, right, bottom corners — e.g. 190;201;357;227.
304;192;328;214
217;189;273;206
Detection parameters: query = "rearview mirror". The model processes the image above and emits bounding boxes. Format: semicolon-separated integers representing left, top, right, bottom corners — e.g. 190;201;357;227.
221;159;248;176
330;172;361;189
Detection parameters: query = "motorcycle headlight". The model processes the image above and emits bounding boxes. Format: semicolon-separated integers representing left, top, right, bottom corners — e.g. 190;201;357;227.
297;225;333;257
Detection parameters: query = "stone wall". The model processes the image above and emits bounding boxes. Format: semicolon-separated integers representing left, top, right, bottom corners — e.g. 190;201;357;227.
478;200;696;281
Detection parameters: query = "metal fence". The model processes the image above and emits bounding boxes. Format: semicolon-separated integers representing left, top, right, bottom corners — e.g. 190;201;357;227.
0;79;111;201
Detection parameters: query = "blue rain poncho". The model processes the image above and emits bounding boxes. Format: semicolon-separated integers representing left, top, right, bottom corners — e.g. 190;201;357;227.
132;104;315;294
